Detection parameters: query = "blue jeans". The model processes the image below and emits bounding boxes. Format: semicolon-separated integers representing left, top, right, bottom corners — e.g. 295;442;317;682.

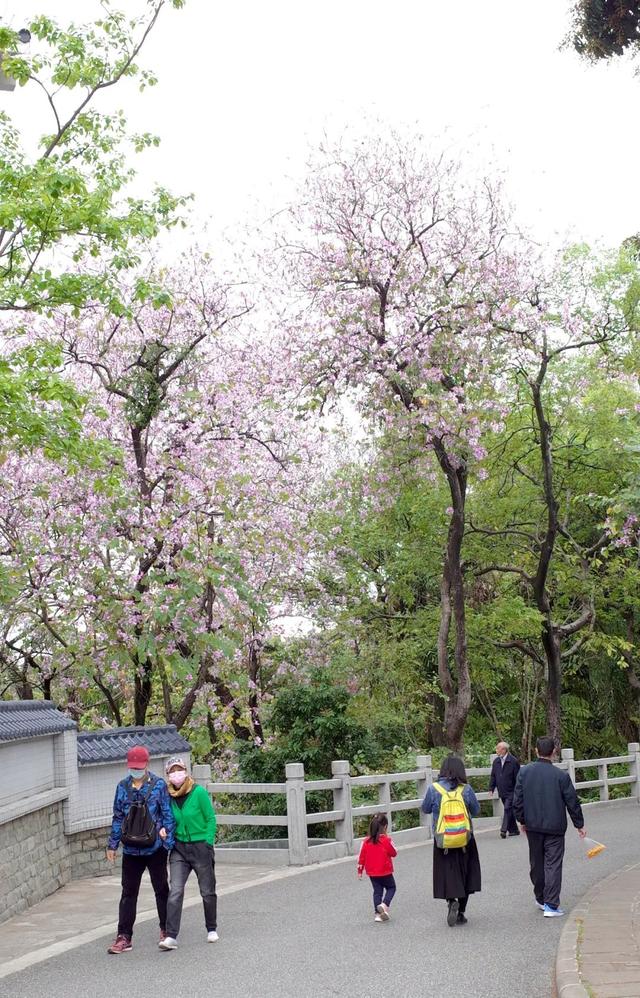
370;874;396;912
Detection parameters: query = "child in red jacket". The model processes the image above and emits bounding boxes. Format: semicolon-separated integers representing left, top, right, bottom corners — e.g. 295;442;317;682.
357;813;397;921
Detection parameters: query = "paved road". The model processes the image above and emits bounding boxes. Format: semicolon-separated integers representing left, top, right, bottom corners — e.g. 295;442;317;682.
3;800;640;998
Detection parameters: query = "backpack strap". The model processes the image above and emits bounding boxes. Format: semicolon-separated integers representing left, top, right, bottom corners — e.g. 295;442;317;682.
140;776;157;801
123;775;156;801
432;782;452;797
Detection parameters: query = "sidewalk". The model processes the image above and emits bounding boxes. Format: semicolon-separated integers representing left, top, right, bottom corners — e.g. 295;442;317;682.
556;862;640;998
0;862;285;982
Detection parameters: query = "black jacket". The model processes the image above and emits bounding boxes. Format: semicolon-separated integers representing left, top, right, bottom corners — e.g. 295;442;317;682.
513;758;584;835
489;753;520;798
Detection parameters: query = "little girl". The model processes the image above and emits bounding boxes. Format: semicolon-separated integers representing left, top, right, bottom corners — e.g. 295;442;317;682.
357;813;397;921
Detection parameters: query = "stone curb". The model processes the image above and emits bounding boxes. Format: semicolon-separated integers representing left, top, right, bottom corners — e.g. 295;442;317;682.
555;861;640;998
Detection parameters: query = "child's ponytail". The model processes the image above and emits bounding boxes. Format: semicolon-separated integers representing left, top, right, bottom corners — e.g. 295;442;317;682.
368;812;389;844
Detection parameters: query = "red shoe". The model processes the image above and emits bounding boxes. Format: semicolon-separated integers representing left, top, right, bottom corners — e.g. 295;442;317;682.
107;935;132;954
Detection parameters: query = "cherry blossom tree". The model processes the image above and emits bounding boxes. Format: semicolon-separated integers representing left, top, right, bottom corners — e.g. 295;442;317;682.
0;259;321;740
275;131;527;748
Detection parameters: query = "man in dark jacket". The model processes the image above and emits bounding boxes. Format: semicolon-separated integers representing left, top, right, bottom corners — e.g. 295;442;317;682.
514;736;586;918
489;741;520;838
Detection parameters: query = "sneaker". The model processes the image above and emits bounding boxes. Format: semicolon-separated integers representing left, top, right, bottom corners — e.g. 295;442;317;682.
543;904;565;918
535;900;545;911
509;831;520;837
107;935;132;954
456;913;468;925
374;914;384;922
447;899;459;927
500;831;507;839
376;903;390;921
159;930;167;943
159;936;178;950
207;931;219;943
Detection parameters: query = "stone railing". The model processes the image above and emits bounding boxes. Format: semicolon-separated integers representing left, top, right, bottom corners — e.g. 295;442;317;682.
194;742;640;867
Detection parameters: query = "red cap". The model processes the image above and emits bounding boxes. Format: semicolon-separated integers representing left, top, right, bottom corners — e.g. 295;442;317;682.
126;745;150;768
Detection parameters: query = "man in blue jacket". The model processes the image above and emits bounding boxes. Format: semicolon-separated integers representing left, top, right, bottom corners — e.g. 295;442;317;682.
514;736;586;918
489;741;520;838
106;745;175;954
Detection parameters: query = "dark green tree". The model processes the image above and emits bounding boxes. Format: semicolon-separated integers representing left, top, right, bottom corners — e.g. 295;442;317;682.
568;1;640;61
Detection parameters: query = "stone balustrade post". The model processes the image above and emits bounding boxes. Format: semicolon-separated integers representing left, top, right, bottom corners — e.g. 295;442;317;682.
377;778;392;831
628;743;640;803
331;760;354;854
416;754;432;836
286;762;308;865
597;763;609;801
192;763;212;786
561;747;576;785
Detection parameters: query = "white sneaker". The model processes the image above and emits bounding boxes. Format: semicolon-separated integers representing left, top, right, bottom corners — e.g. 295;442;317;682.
376;903;390;921
207;931;219;943
543;904;565;917
159;936;178;950
374;914;384;922
535;901;545;911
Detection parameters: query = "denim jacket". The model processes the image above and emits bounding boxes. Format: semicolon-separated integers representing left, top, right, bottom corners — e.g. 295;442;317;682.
108;773;176;855
421;777;480;834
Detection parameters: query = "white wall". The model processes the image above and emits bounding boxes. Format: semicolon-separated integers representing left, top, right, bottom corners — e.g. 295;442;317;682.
1;737;55;807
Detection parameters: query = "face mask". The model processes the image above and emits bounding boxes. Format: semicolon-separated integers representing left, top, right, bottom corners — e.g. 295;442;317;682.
129;768;146;780
169;770;187;787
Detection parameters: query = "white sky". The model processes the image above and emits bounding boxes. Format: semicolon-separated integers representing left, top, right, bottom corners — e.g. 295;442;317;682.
3;0;640;251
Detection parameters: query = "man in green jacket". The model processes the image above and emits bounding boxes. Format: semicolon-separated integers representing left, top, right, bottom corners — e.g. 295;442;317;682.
159;756;218;950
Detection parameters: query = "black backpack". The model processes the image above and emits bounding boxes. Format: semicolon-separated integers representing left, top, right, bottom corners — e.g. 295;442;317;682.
120;777;158;849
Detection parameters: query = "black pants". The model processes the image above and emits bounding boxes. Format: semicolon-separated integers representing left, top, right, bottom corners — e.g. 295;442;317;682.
369;874;396;912
500;793;519;835
118;847;169;938
166;841;217;938
526;831;565;909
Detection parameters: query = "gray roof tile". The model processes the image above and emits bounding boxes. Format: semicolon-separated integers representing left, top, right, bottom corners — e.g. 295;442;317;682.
0;700;77;741
76;725;190;766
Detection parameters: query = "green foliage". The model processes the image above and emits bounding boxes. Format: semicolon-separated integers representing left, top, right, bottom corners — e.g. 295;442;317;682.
567;0;640;61
239;672;379;782
0;342;83;457
0;2;188;455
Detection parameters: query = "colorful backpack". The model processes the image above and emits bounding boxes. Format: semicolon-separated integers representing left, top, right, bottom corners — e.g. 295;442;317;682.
432;781;472;850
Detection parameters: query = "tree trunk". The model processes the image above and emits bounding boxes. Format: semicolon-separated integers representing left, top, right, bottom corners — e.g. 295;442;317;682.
248;629;264;745
542;622;562;749
93;674;123;726
134;658;153;726
530;365;563;747
434;442;470;751
519;661;543;762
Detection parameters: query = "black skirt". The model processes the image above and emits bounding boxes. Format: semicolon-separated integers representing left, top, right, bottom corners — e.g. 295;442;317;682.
432;835;482;900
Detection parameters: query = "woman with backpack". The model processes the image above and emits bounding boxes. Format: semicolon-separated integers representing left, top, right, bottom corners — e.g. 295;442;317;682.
159;756;218;950
421;755;481;927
